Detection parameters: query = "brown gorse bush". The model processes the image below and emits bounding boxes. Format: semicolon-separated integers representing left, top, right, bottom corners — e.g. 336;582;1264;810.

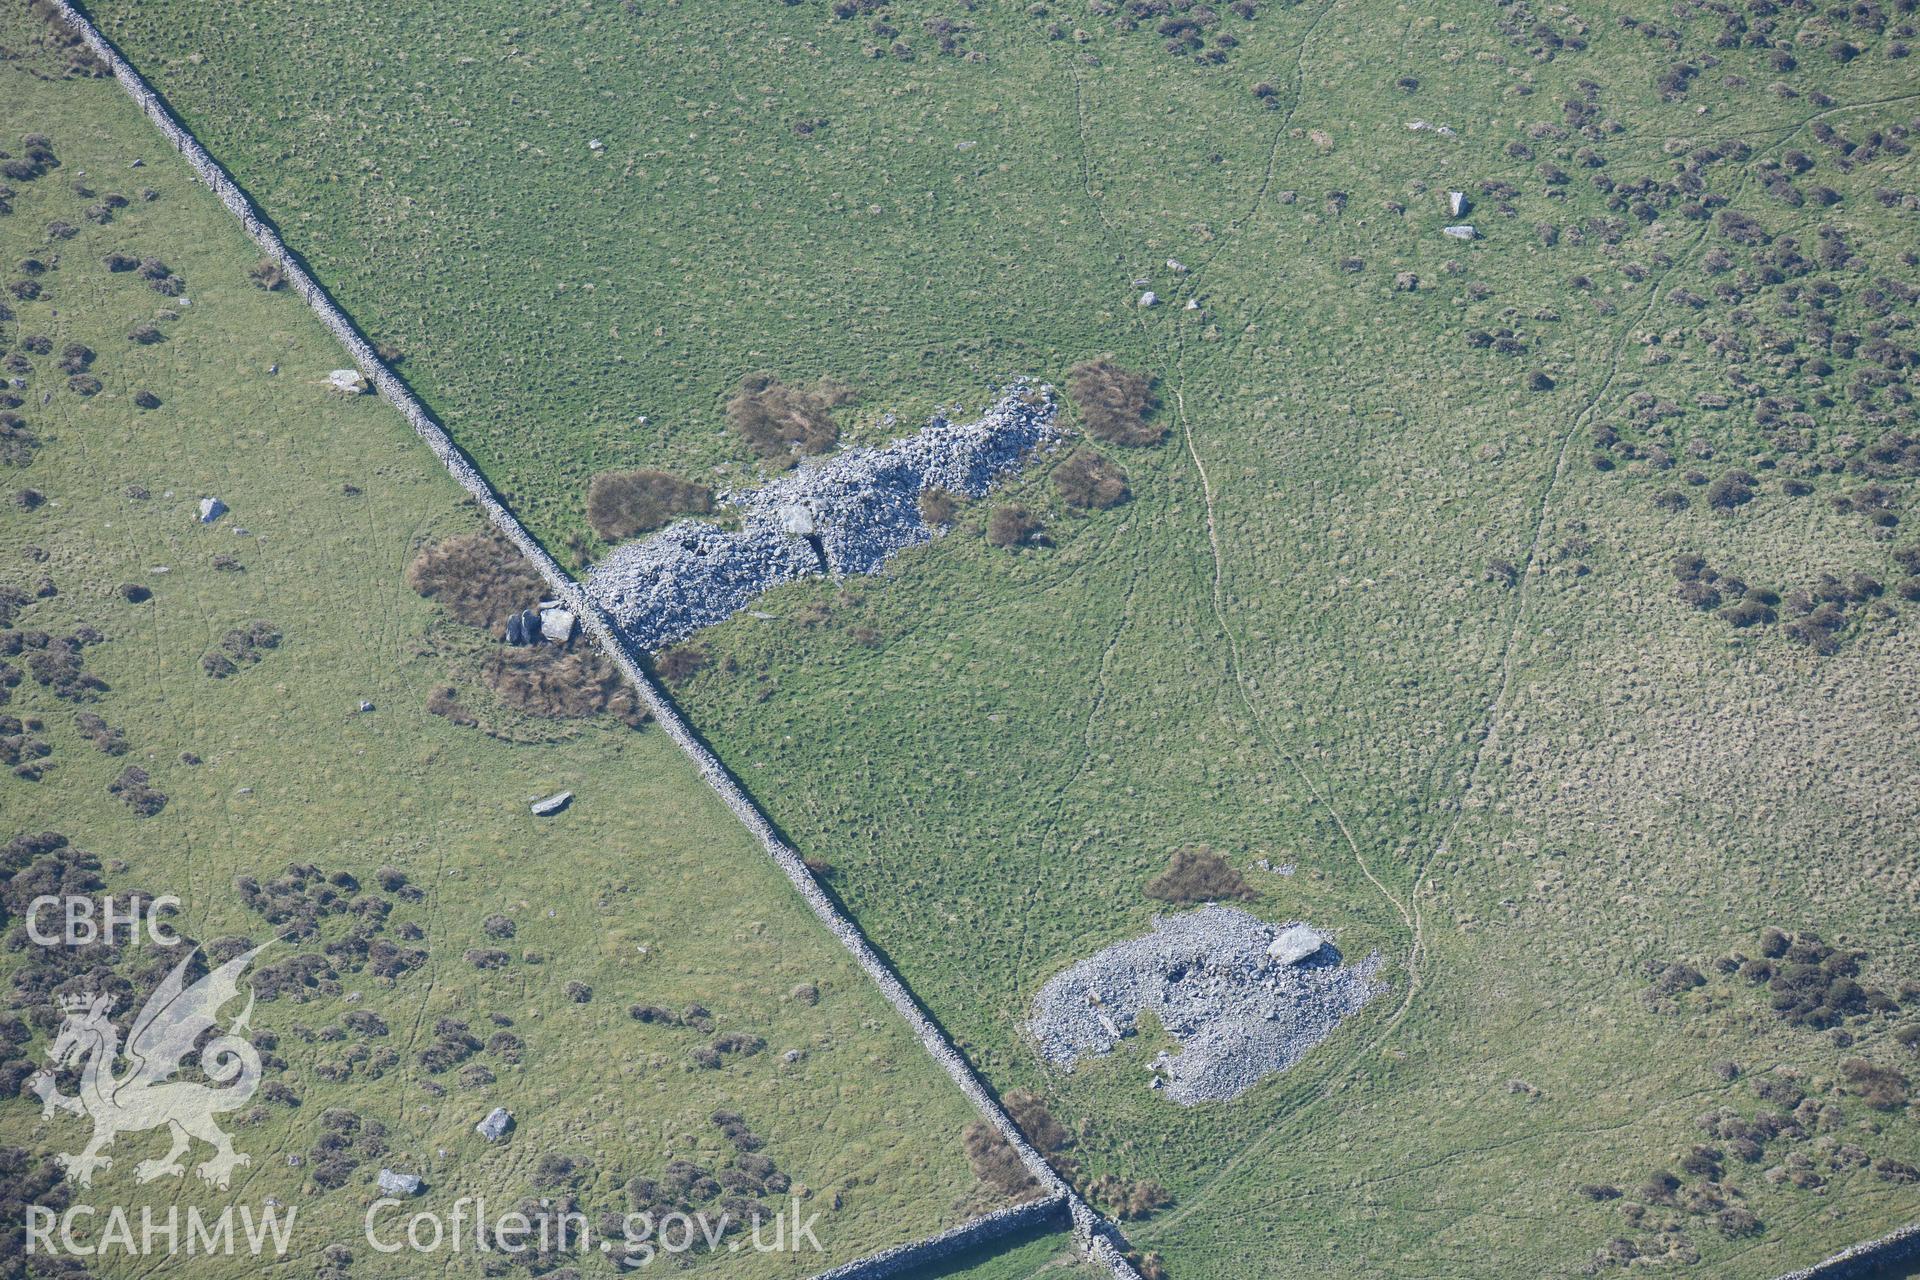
1004;1090;1071;1156
425;685;476;727
1144;846;1256;903
726;373;855;466
1052;448;1131;509
654;644;710;686
1068;358;1163;446
986;504;1041;549
918;487;958;525
481;646;648;728
586;469;713;541
405;532;546;637
961;1120;1041;1200
1089;1173;1173;1221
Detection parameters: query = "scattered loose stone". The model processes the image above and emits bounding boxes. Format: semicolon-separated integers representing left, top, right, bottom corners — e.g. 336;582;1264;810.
197;496;225;523
1443;224;1478;240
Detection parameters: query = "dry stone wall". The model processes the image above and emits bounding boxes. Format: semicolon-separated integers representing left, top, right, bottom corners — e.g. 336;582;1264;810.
801;1196;1068;1280
49;5;1140;1276
1774;1223;1920;1280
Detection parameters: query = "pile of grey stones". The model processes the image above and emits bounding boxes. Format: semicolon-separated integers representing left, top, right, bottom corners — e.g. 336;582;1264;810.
587;385;1058;649
1027;905;1385;1104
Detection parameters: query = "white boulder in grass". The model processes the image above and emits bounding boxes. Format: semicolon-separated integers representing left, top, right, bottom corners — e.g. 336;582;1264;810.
530;790;573;817
377;1169;423;1197
476;1108;513;1143
1266;924;1324;966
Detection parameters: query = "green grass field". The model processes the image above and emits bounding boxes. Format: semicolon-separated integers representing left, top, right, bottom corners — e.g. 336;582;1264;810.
0;22;995;1277
56;0;1920;1276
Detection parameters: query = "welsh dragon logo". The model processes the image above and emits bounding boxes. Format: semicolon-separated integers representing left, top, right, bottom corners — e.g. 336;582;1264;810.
29;943;269;1190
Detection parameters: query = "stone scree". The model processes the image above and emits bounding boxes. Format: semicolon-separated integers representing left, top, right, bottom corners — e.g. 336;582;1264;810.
1029;905;1385;1105
49;6;1139;1275
590;390;1059;649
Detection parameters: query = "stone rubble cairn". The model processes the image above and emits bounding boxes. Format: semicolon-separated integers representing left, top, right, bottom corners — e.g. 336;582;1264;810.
1029;905;1384;1105
589;389;1059;650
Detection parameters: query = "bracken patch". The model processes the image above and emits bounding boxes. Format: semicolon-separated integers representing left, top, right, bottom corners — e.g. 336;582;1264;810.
725;373;855;466
1068;358;1163;447
405;531;546;638
1143;846;1256;904
586;469;713;541
480;645;648;728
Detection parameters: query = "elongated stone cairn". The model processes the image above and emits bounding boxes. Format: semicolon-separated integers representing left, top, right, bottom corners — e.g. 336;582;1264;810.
49;5;1140;1274
591;390;1058;649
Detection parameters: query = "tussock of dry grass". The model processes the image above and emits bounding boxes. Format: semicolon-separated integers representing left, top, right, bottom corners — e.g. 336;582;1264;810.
726;373;855;466
1068;358;1162;447
1144;847;1255;904
405;532;545;637
480;645;648;728
586;469;712;541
